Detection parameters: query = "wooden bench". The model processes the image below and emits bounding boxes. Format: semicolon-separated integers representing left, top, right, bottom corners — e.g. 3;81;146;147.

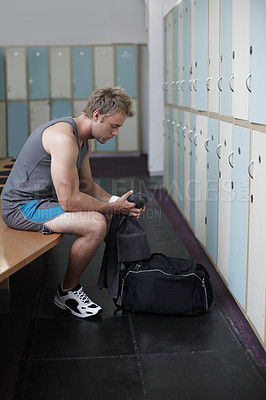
0;158;62;310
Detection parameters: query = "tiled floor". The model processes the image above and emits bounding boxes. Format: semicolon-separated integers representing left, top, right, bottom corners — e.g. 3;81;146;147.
1;176;266;400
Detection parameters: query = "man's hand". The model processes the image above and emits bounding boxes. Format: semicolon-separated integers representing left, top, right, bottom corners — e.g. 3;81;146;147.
114;190;146;218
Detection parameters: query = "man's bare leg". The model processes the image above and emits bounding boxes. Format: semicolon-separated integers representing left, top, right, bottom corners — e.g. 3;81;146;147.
45;211;107;289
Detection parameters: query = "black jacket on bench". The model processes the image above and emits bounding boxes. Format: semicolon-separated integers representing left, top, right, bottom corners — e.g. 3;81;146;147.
97;192;151;299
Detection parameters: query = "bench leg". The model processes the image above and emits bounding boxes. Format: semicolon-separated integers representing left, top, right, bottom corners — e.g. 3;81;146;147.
0;278;10;312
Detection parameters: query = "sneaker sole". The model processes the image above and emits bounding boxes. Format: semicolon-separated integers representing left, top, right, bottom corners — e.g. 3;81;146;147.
54;294;102;318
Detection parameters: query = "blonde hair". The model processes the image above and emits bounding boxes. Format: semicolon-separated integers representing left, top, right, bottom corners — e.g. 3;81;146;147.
83;87;135;119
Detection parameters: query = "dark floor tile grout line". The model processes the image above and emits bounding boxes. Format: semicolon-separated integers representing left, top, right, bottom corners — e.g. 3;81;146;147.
128;314;147;396
20;354;137;363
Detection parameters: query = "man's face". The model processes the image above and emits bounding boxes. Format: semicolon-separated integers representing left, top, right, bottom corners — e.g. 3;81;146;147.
92;110;126;144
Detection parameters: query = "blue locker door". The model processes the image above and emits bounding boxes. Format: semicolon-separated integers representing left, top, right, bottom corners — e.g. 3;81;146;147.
52;100;72;119
163;18;168;104
116;46;137;98
220;0;233;116
190;113;196;231
173;7;179;105
249;0;266;125
178;110;184;212
28;47;49;100
8;102;28;157
72;46;93;99
229;125;250;308
206;118;219;263
0;48;5;100
183;0;191;108
195;0;208;111
96;137;117;152
168;108;174;194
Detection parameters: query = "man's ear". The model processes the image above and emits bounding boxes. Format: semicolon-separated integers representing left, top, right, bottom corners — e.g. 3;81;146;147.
92;110;100;122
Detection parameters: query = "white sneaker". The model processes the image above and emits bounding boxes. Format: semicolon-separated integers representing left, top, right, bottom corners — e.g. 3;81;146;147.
54;283;102;318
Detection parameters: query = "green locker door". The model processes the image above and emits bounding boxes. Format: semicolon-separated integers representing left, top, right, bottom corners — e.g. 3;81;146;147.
50;47;71;99
116;46;137;98
52;100;72;119
72;46;93;99
0;102;6;158
6;47;27;100
28;47;49;100
8;102;28;157
94;46;115;89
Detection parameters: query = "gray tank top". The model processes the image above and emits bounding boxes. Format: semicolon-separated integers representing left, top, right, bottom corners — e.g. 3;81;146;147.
1;117;89;211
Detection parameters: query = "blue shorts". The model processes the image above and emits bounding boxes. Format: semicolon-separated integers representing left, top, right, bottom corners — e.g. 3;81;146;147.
1;199;65;234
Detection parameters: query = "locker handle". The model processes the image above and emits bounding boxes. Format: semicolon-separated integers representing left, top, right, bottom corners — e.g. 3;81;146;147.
188;129;193;142
216;144;222;159
206;77;211;91
248;160;254;179
176;81;180;91
193;79;198;91
229;74;234;92
176;123;181;134
161;82;166;90
228;151;234;168
193;133;198;146
246;73;251;93
182;126;186;137
205;138;209;152
171;81;176;91
181;80;185;91
217;76;222;92
189;79;193;91
165;81;169;91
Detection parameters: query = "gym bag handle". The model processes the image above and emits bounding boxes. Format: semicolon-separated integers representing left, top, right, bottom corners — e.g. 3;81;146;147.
144;252;193;275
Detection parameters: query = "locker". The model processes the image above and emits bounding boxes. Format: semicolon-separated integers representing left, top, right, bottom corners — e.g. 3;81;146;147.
247;129;266;342
30;101;50;132
6;47;27;100
50;47;71;99
8;102;28;157
96;137;116;152
163;107;170;191
183;0;191;108
206;118;219;263
116;45;137;98
177;2;183;106
249;0;266;125
51;100;72;119
189;112;197;231
118;99;139;152
195;0;208;111
195;114;208;246
94;46;115;89
168;108;174;194
177;109;184;212
183;111;191;222
163;18;168;104
73;100;87;117
232;0;250;120
72;46;93;99
228;125;250;309
0;102;7;158
0;48;5;100
190;0;196;109
165;12;174;105
172;108;179;204
220;0;233;117
173;7;179;106
28;47;49;100
208;0;220;113
217;121;233;283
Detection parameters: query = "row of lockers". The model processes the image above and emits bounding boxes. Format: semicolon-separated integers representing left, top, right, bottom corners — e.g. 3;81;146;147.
0;45;137;100
0;45;140;157
163;0;266;125
163;107;265;347
0;98;138;158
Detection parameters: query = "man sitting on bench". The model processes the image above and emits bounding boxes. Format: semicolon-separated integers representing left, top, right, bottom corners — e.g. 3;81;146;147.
1;87;145;318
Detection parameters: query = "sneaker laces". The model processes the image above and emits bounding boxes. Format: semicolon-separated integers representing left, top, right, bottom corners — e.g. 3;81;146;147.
73;287;93;305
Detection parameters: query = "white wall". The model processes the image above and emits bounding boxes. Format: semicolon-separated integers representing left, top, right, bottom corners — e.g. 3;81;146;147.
0;0;147;45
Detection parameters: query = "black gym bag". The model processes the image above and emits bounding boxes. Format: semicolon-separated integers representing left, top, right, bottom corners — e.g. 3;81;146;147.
114;253;213;316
